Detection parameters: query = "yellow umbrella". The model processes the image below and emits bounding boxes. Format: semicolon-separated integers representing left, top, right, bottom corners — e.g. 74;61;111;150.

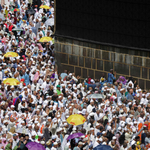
67;114;86;126
39;37;52;42
3;78;20;85
4;52;18;57
40;5;50;9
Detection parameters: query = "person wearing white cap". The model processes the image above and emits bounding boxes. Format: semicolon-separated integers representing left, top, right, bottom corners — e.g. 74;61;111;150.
51;142;58;150
87;99;94;113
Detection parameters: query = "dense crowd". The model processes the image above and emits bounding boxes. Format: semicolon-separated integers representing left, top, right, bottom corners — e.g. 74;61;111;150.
0;0;150;150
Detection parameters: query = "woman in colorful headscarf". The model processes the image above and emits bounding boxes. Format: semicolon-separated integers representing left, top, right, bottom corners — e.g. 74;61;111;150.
116;76;127;85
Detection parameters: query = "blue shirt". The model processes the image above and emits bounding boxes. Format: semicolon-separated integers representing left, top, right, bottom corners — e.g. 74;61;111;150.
107;73;115;84
20;73;29;85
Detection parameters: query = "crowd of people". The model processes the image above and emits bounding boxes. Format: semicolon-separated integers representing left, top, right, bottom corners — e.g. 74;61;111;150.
0;0;150;150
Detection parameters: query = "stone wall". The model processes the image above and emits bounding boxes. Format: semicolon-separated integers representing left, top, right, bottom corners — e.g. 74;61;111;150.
55;37;150;90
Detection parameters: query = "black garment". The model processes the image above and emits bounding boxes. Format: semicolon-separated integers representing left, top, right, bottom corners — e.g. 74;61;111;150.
43;127;51;143
106;131;114;142
119;132;125;145
62;88;67;97
47;89;54;96
141;132;146;145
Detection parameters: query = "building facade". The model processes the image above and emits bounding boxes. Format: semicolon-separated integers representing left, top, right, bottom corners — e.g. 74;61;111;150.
55;37;150;90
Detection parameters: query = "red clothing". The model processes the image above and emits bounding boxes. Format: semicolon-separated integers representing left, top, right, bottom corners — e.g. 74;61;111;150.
14;17;17;24
9;25;14;32
4;23;8;28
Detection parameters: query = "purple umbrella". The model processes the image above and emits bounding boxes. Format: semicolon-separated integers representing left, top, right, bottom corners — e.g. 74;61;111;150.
67;132;84;140
26;142;45;150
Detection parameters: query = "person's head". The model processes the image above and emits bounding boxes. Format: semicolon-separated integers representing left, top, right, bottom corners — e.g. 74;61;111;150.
13;134;17;140
129;88;133;94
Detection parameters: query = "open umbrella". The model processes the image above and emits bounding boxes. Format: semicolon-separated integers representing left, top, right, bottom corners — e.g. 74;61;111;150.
26;9;35;15
26;142;45;150
67;133;84;140
93;144;113;150
11;8;19;12
67;114;86;126
12;27;23;31
39;37;52;42
3;78;20;86
89;94;104;99
4;52;18;57
16;128;30;134
40;5;51;9
45;18;54;27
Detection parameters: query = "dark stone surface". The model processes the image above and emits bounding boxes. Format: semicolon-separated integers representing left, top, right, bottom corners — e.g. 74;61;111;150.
139;79;145;90
82;68;87;78
92;59;96;69
56;53;68;64
115;63;129;75
146;81;150;90
55;43;61;52
85;58;91;68
61;64;74;73
79;57;84;67
62;45;72;54
87;49;95;58
104;61;113;72
118;54;124;63
95;71;107;79
111;53;115;61
75;67;81;76
130;66;140;77
69;55;78;66
133;57;142;66
102;51;109;60
88;69;94;79
145;59;150;68
83;48;87;56
142;68;147;79
97;60;103;70
95;50;101;59
125;55;132;64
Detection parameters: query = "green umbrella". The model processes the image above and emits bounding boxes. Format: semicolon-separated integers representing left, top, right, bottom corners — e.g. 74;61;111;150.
12;27;24;31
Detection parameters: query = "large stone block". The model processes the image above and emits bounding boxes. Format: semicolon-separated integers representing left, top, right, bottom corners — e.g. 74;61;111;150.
118;54;125;63
75;67;81;76
139;79;145;90
130;66;140;77
125;55;132;64
146;80;150;90
145;59;150;68
55;43;61;52
88;69;94;79
69;55;78;66
95;71;107;80
142;68;147;79
97;60;103;70
85;58;91;68
72;46;80;55
104;61;113;72
56;53;68;64
102;51;109;60
115;63;129;75
92;59;96;69
95;50;101;59
82;68;87;78
79;57;84;67
87;49;95;58
61;64;74;73
133;57;142;66
62;45;72;54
